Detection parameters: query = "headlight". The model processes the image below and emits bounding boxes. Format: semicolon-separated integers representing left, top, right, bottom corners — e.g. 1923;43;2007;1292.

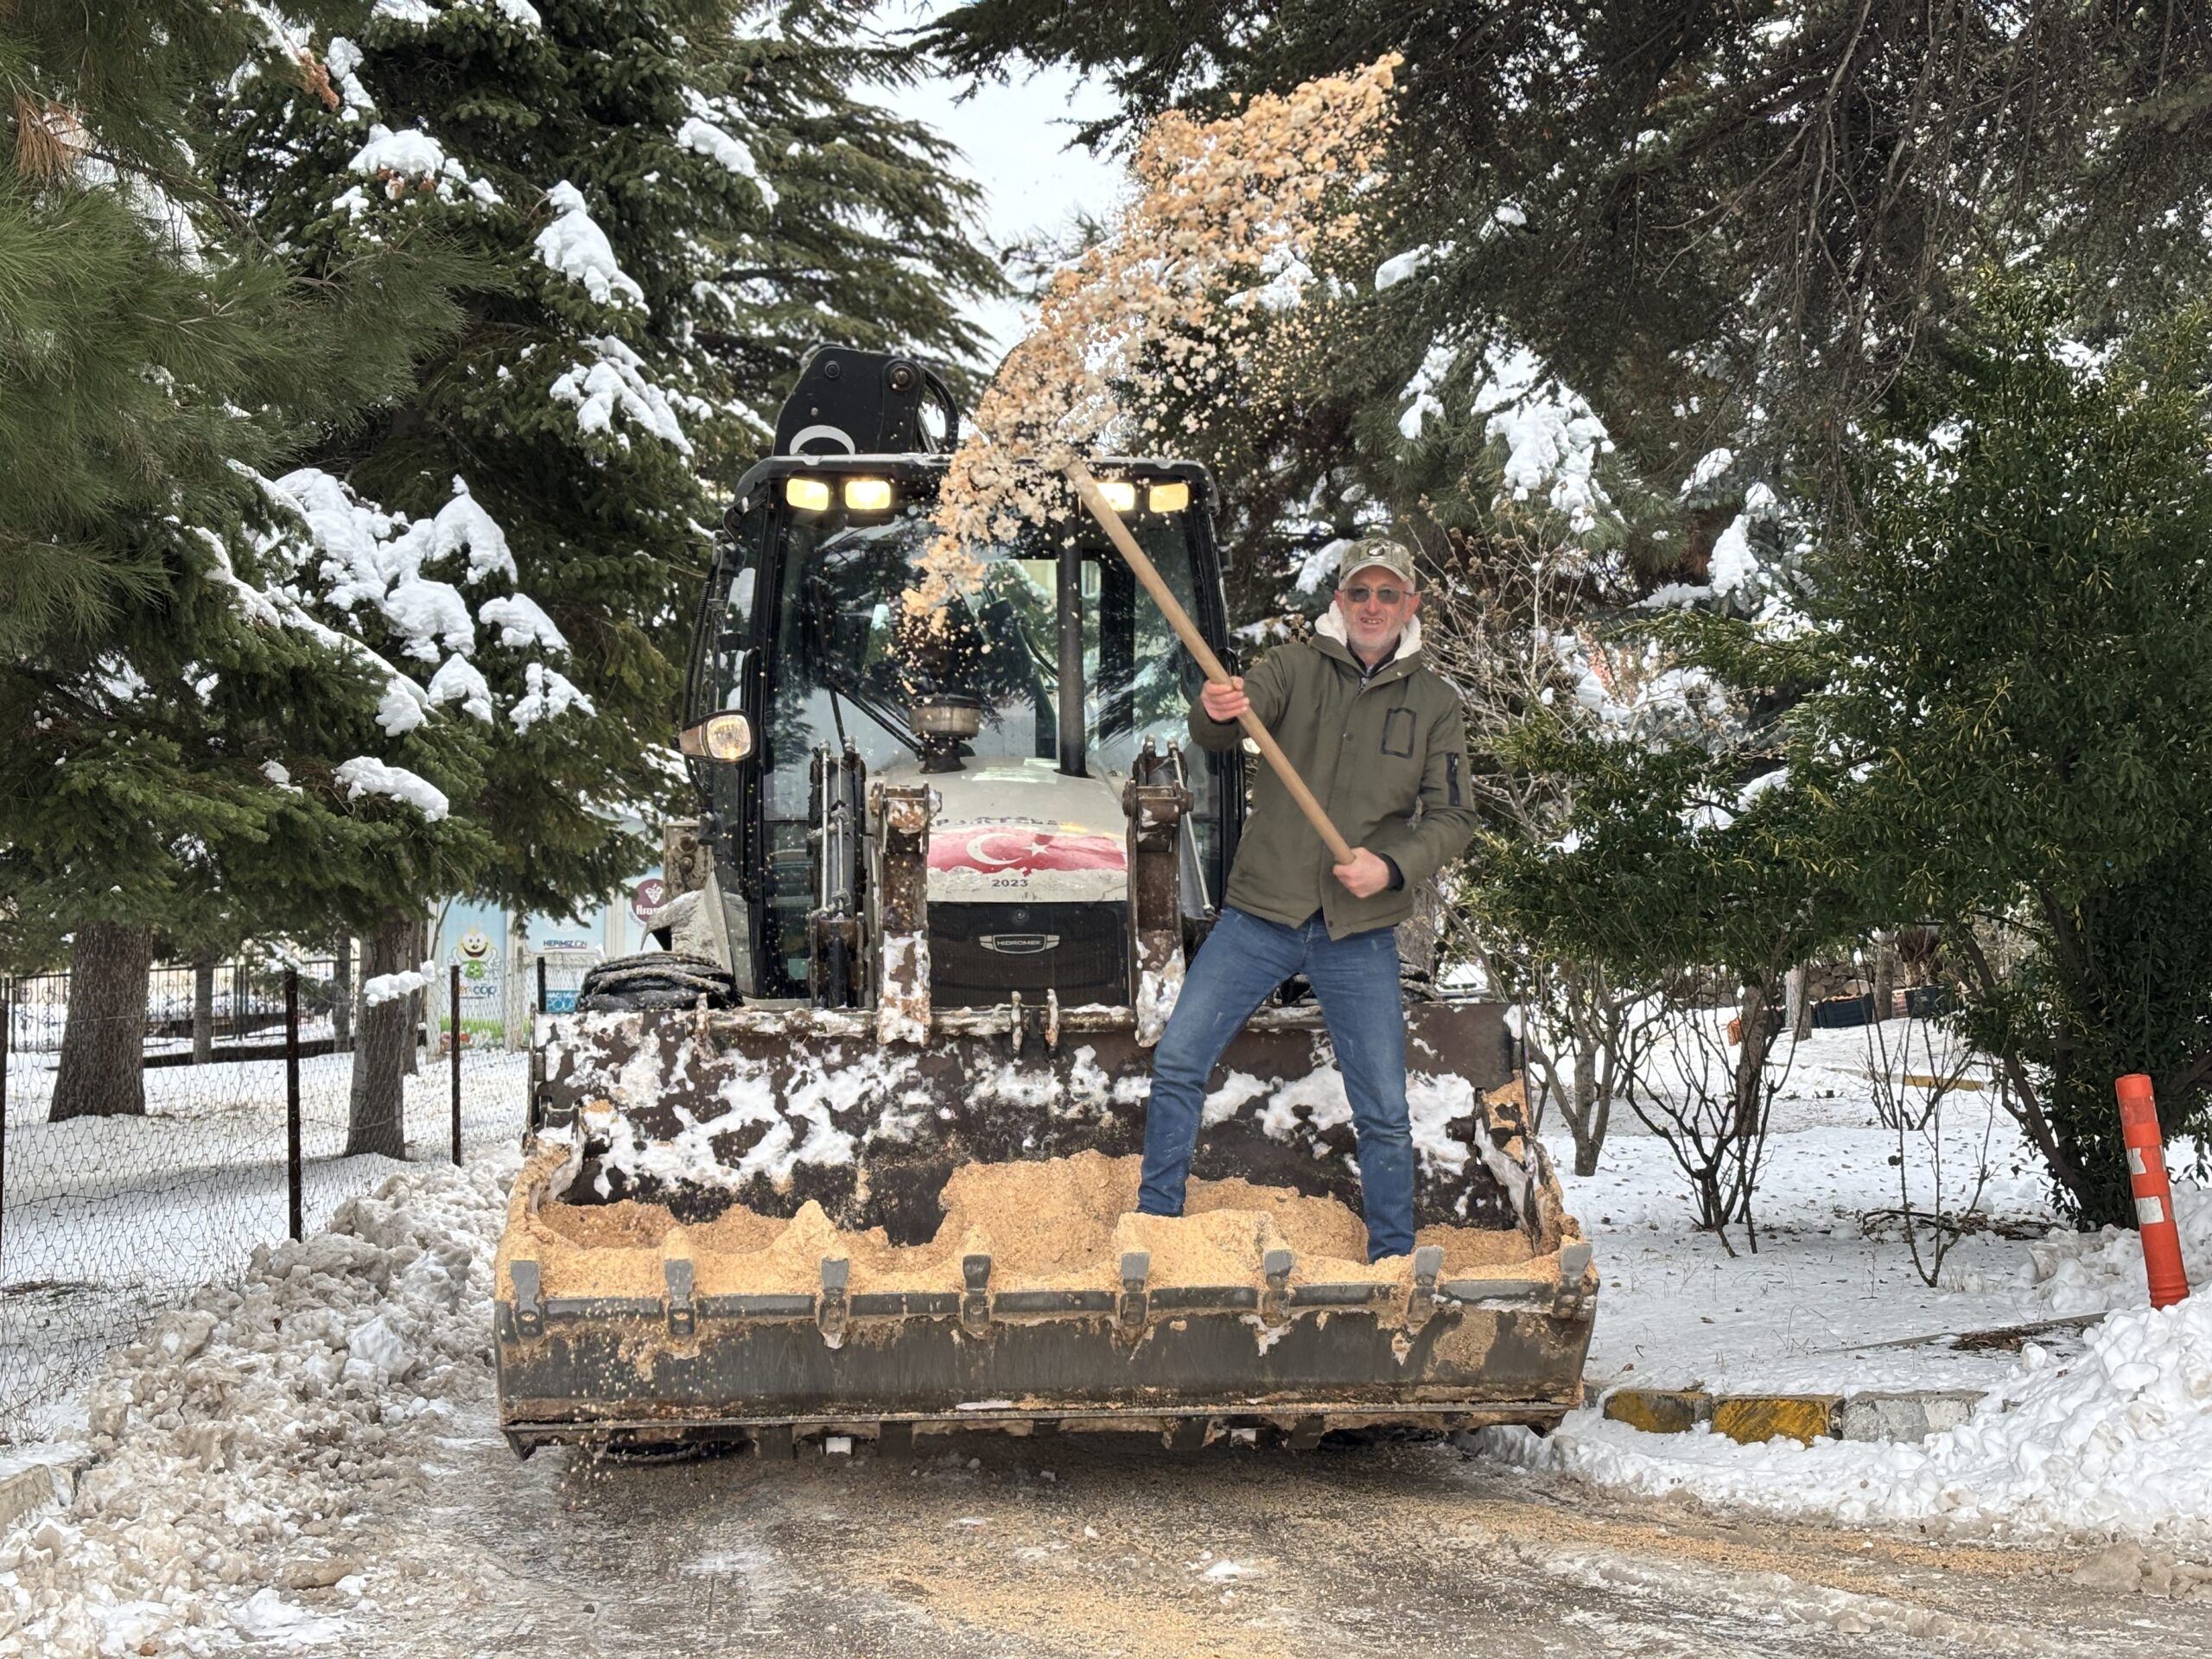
678;712;753;762
785;477;831;512
1147;480;1191;513
842;477;893;511
1095;479;1137;513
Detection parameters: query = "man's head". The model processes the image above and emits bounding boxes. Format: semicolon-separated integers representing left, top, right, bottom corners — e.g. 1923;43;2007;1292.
1333;535;1421;661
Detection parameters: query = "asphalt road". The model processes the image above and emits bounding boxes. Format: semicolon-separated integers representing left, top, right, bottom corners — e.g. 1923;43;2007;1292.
345;1428;2211;1658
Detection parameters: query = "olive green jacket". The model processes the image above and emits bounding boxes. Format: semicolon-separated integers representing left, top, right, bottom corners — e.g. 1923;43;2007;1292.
1187;611;1478;939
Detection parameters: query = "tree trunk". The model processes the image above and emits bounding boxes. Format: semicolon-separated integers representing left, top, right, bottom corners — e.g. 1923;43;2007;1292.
402;918;425;1077
1787;964;1814;1040
191;961;215;1064
1870;931;1897;1023
51;922;154;1122
1570;1029;1602;1176
332;935;353;1053
1394;880;1442;985
346;915;413;1158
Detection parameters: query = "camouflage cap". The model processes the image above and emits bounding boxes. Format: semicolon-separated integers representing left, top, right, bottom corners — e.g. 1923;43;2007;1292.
1336;534;1418;592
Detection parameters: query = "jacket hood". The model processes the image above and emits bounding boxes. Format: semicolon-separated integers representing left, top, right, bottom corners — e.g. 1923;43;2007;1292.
1314;607;1422;664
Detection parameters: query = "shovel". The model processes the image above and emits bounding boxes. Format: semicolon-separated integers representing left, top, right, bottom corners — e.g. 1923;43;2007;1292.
1066;461;1357;866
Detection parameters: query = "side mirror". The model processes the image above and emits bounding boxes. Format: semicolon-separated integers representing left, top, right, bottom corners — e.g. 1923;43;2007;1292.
678;711;753;764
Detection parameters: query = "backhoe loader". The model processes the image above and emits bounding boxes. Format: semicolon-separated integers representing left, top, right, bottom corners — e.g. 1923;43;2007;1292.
494;346;1595;1455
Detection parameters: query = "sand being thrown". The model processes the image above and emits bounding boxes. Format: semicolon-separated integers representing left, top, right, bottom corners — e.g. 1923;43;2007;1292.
512;1150;1548;1303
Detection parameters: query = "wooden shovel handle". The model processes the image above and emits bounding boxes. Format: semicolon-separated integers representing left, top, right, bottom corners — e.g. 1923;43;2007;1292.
1066;462;1357;867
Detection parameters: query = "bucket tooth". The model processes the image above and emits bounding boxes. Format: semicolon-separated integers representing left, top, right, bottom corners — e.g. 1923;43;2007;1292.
1117;1250;1151;1338
1163;1418;1207;1453
1408;1245;1444;1331
819;1256;851;1346
961;1254;993;1337
1287;1415;1325;1452
1261;1248;1294;1325
1552;1239;1595;1320
510;1260;543;1338
664;1257;696;1337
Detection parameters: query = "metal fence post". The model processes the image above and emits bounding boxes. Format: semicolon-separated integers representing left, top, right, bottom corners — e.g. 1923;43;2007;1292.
1;976;10;1262
285;967;302;1243
537;953;548;1016
449;963;463;1166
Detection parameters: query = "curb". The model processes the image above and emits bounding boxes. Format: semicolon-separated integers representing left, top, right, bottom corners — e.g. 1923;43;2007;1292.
0;1452;89;1535
1601;1387;1986;1446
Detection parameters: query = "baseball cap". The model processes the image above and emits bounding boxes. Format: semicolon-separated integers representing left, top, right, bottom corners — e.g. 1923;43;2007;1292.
1336;534;1418;592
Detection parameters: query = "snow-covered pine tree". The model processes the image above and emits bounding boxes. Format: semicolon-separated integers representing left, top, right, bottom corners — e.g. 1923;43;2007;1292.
208;0;999;1143
0;2;489;1121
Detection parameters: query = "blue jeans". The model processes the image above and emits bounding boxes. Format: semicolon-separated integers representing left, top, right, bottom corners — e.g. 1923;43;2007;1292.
1137;906;1414;1261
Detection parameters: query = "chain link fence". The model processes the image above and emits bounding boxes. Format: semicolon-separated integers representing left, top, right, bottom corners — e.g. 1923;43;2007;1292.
0;965;535;1440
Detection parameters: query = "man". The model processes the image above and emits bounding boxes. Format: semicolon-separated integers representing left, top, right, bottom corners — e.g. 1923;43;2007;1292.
1136;534;1479;1262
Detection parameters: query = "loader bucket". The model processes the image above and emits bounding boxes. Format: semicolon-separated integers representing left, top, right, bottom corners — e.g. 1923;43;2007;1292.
496;998;1597;1452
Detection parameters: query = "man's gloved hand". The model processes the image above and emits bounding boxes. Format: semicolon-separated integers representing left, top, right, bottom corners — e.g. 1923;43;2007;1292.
1332;848;1393;899
1199;676;1250;722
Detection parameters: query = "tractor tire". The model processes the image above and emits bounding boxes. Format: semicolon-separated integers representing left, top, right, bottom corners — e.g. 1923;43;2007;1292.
574;952;736;1013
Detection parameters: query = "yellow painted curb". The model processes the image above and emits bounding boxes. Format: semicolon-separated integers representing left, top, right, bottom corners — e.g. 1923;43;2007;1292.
1710;1395;1840;1446
1602;1389;1713;1436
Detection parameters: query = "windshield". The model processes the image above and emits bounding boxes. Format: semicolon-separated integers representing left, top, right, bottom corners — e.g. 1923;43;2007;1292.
726;486;1224;993
738;498;1208;787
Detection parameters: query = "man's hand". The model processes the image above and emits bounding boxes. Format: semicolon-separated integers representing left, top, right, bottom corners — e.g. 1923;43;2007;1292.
1332;848;1392;899
1199;676;1249;723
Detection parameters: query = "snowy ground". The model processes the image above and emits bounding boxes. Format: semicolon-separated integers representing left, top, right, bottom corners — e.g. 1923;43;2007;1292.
3;1020;2210;1655
0;1050;529;1440
1557;1026;2205;1398
1507;1024;2212;1548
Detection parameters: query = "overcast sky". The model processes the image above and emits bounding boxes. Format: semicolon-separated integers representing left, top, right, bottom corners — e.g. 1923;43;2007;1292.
869;1;1128;362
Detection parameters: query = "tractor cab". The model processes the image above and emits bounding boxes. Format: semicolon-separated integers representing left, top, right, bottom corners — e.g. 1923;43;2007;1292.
687;349;1244;1005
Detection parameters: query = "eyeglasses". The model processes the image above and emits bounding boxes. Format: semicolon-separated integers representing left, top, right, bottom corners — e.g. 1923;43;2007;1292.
1338;585;1409;606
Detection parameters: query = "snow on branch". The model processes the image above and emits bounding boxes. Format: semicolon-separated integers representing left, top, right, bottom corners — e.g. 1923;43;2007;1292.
346;124;501;209
361;959;440;1006
678;92;778;210
427;478;518;585
334;756;450;821
478;594;568;654
535;181;645;309
509;661;595;729
1474;343;1615;536
372;0;541;28
427;654;495;721
548;334;694;454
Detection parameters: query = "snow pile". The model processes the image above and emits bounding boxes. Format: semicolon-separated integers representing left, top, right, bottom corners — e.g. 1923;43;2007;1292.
2026;1186;2212;1316
1484;1289;2212;1547
0;1160;512;1657
534;181;645;309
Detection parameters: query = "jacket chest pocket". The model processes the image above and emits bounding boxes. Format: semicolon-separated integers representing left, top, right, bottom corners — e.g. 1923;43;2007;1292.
1380;707;1417;759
